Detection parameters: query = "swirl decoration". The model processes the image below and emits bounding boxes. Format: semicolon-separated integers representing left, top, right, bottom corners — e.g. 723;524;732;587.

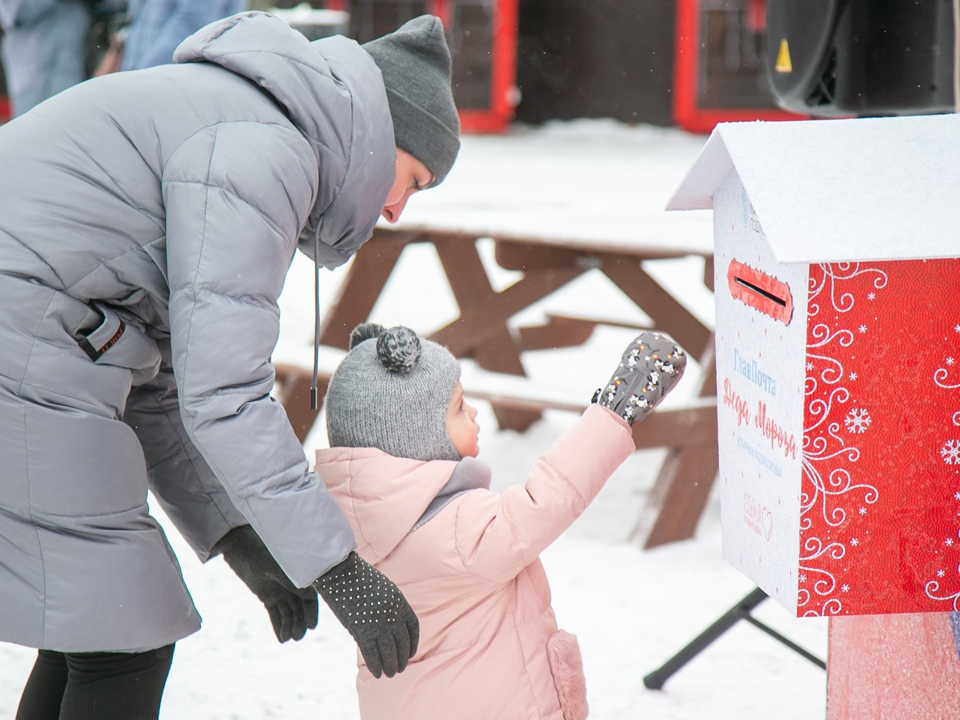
797;539;847;614
925;362;960;601
931;363;960;427
925;580;960;611
808;263;889;318
803;599;842;617
806;325;854;391
808;325;855;349
801;457;875;528
934;367;960;391
799;264;889;616
805;387;850;434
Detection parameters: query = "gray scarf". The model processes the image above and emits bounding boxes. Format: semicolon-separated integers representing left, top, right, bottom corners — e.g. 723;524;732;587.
413;457;491;531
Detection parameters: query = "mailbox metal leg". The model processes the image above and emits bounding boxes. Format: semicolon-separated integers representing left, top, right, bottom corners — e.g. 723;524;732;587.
643;587;826;690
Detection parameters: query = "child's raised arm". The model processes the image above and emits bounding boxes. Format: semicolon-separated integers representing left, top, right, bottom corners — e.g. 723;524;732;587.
454;404;635;582
453;333;686;583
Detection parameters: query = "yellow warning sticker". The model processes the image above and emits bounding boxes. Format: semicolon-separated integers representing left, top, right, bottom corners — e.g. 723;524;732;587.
775;39;792;73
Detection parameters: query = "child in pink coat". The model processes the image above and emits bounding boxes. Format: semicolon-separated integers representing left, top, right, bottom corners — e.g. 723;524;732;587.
316;324;686;720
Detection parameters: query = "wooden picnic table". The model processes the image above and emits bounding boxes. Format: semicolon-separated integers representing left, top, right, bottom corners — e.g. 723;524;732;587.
275;125;719;549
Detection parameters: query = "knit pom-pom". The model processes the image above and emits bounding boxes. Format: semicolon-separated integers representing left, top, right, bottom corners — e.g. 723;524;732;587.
376;326;421;374
349;323;386;350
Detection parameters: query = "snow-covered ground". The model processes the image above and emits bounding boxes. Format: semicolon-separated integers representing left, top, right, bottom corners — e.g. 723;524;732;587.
0;120;828;719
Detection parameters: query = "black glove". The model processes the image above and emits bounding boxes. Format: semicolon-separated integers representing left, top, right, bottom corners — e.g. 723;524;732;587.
314;552;420;679
592;331;687;424
214;525;319;643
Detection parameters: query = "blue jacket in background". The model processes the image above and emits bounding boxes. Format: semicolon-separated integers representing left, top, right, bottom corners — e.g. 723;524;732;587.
121;0;247;70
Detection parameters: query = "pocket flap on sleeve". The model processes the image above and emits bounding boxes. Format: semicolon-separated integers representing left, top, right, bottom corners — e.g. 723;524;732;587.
78;304;162;384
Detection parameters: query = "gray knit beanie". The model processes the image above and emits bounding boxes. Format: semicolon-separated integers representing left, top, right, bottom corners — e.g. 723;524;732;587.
325;324;462;462
362;15;460;185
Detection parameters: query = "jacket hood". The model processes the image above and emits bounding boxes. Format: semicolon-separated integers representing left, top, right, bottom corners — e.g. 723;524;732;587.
174;12;395;268
315;447;459;562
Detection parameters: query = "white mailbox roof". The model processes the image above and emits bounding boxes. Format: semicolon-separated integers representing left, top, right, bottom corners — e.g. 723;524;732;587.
666;113;960;264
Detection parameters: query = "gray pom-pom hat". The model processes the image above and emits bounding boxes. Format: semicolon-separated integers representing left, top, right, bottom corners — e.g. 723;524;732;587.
325;324;462;461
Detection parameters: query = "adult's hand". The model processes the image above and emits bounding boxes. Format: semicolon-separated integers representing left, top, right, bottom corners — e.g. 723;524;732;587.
314;552;420;679
214;525;319;643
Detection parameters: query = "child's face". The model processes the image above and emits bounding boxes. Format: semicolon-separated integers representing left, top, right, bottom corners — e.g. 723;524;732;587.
445;382;480;458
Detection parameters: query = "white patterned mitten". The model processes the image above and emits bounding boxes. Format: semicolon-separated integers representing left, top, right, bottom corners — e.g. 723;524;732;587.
592;332;687;425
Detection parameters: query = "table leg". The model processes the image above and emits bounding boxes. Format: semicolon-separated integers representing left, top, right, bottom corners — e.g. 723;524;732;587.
632;345;719;548
319;234;409;349
601;255;712;360
593;256;719;547
433;236;560;431
430;243;586;355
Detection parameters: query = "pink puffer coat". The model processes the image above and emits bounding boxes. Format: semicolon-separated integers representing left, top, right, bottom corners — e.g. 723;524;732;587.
315;404;635;720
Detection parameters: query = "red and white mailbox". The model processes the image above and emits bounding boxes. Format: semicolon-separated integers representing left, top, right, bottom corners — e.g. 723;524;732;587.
668;113;960;616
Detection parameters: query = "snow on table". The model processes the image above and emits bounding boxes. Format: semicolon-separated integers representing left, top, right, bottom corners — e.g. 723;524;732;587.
392;118;715;256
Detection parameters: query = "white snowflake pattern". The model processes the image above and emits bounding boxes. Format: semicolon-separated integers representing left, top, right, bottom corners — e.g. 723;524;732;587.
850;538;859;546
867;292;876;300
841;584;850;592
799;574;806;583
805;362;814;371
947;538;955;547
948;357;956;366
939;570;947;577
859;507;867;515
858;325;868;333
845;408;872;434
956;324;960;333
849;372;858;381
955;492;960;500
943;440;960;465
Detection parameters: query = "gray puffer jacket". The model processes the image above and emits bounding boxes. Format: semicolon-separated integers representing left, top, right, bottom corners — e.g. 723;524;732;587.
0;11;394;652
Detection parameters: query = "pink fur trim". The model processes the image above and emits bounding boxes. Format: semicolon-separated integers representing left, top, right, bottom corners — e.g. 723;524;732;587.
546;630;589;720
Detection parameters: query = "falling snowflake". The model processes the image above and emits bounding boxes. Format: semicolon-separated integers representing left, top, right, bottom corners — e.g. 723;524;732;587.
956;324;960;333
943;440;960;465
799;574;806;583
841;584;850;592
850;538;859;546
939;570;947;577
845;408;871;434
947;538;955;547
858;325;867;333
948;357;956;366
805;362;814;371
849;372;858;381
867;292;876;300
859;507;867;515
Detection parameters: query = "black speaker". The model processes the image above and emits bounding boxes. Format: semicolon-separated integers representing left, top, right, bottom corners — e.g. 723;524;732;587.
765;0;956;116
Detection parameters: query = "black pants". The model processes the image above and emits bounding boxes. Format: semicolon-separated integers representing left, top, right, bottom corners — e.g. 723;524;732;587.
16;644;175;720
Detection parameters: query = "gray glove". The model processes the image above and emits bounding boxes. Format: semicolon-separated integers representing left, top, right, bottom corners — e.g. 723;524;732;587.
593;331;687;424
314;552;419;679
214;525;319;643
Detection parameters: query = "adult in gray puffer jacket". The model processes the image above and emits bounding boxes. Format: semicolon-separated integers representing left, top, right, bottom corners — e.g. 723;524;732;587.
0;11;460;719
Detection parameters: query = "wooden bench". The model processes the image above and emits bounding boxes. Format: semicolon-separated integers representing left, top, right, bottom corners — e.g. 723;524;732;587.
275;223;719;549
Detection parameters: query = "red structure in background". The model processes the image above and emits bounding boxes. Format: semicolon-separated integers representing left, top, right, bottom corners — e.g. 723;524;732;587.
673;0;804;134
326;0;518;133
0;2;518;132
